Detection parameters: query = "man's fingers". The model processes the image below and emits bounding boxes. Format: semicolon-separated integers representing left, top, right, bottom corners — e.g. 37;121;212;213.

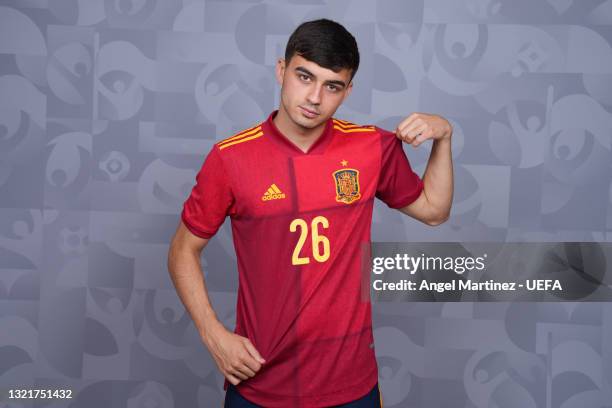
243;338;266;364
235;359;257;377
229;365;249;380
411;134;423;147
239;366;257;377
227;373;242;386
397;123;428;143
395;113;418;133
241;357;262;375
396;122;424;140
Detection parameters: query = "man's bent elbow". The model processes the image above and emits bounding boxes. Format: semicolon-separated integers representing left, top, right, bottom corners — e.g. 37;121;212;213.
426;212;450;226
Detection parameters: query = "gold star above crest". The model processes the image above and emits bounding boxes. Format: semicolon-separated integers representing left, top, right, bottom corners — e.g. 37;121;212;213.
341;159;348;166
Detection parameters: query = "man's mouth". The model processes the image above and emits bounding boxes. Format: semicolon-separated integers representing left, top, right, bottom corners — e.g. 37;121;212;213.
300;106;320;117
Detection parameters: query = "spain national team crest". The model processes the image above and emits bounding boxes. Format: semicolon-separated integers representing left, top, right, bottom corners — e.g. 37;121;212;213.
333;168;361;204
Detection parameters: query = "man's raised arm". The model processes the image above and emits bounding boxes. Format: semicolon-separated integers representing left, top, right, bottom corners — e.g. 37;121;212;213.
395;112;454;226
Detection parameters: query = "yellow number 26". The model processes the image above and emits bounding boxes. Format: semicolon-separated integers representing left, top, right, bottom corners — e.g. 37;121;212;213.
289;216;330;265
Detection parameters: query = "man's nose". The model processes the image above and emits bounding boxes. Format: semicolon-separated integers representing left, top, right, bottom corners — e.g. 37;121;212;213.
306;84;322;105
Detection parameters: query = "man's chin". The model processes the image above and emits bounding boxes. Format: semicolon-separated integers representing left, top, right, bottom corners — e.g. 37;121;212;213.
297;119;318;129
293;112;326;129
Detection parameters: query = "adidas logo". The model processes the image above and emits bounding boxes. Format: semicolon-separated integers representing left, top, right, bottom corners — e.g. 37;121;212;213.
262;183;286;201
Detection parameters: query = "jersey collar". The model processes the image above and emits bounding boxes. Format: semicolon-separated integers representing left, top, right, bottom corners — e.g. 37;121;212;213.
263;109;334;156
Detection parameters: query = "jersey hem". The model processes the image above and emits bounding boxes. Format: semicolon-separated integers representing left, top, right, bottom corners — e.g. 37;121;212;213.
235;365;378;407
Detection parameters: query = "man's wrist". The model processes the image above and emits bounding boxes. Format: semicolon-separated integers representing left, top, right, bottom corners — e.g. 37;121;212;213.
199;317;225;344
434;134;452;147
433;121;453;142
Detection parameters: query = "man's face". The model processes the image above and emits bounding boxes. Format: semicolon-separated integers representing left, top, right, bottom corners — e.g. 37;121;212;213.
275;54;353;129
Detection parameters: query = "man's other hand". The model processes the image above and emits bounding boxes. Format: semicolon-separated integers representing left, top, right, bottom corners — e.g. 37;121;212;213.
202;322;266;386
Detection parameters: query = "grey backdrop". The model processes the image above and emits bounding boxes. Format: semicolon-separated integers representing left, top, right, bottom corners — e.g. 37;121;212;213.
1;0;611;407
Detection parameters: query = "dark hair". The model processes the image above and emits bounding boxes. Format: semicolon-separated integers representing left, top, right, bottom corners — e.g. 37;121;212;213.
285;18;360;81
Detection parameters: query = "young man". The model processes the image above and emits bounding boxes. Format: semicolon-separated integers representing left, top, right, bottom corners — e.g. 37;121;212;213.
168;19;453;408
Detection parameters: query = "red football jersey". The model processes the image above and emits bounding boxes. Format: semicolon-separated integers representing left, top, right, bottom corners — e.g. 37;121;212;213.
181;110;423;407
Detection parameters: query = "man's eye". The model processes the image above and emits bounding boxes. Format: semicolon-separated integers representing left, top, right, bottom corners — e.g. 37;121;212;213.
327;85;338;91
299;74;310;81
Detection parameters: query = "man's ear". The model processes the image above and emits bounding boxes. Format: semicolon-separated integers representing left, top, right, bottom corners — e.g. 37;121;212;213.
275;58;286;86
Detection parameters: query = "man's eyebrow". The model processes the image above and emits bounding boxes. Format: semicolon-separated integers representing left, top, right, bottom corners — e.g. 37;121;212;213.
295;66;347;88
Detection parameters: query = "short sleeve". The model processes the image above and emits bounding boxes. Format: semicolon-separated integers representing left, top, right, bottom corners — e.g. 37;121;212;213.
375;127;424;209
181;145;234;239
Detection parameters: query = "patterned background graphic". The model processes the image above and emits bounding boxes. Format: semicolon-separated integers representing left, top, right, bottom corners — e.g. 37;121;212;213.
1;0;611;407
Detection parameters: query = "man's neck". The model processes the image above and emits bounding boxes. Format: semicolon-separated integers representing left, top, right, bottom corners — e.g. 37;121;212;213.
273;108;326;153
